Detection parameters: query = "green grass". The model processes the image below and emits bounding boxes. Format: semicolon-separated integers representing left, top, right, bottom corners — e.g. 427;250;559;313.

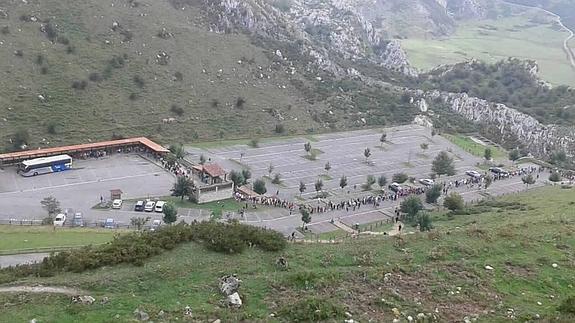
443;133;507;160
401;4;575;86
0;226;118;253
165;197;246;217
1;187;575;322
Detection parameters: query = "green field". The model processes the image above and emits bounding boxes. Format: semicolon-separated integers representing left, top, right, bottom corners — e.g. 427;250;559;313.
166;197;246;218
0;226;118;254
402;7;575;86
1;186;574;321
444;133;507;160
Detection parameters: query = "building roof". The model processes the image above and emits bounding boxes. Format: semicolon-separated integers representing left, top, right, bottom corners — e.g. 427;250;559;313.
201;163;226;178
0;137;169;163
237;185;260;198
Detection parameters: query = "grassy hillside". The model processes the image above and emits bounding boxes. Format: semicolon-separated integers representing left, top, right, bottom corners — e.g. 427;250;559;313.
0;0;321;149
1;186;574;322
401;4;575;86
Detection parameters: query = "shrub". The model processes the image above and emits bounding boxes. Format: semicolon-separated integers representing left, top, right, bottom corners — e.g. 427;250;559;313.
0;26;9;35
66;45;75;54
174;71;183;81
109;55;126;69
46;122;57;134
392;172;408;184
558;295;575;314
14;49;23;57
88;72;103;82
271;173;282;184
56;35;69;45
549;172;561;182
35;54;44;65
129;93;138;101
235;97;246;109
170;104;184;116
1;222;286;277
133;75;145;88
253;178;267;195
425;184;442;204
71;80;88;90
444;192;464;212
40;66;48;75
275;124;285;134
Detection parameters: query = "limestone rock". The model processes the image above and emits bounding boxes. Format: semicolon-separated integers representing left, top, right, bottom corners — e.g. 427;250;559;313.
219;274;241;296
227;292;242;308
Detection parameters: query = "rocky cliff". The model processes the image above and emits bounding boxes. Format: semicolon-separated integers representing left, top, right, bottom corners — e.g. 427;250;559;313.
423;91;575;157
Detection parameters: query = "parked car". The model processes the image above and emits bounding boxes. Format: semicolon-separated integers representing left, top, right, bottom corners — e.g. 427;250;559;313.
144;200;156;212
389;182;402;192
151;219;161;231
134;200;145;212
112;199;123;209
104;218;115;229
53;213;66;227
489;167;509;177
73;212;84;227
154;201;166;213
419;178;434;186
465;170;482;179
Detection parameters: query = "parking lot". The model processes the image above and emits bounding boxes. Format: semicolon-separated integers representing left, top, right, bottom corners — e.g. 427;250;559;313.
0;154;175;225
187;125;549;235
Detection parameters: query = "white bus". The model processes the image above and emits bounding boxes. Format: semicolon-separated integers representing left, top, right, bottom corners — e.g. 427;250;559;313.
18;154;73;177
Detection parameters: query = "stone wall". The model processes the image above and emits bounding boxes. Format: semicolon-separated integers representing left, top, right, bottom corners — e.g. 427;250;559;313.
195;182;234;204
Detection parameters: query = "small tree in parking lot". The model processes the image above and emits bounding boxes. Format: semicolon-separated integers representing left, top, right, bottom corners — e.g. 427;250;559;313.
131;216;151;230
41;196;61;217
163;203;178;224
301;208;311;229
172;176;194;201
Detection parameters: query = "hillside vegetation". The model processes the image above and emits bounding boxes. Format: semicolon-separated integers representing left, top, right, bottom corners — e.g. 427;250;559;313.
0;186;574;322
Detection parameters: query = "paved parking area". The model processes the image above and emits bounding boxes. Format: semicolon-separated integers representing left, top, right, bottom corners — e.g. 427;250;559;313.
0;154;174;224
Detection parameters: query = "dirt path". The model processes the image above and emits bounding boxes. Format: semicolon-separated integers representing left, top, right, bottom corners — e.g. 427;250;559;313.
0;285;83;295
504;1;575;69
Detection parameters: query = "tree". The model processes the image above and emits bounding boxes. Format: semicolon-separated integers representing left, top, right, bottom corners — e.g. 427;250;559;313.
339;175;348;190
315;178;324;194
364;147;371;163
40;196;61;216
12;129;30;150
425;184;442;204
229;170;245;187
272;173;282;184
324;162;331;173
241;169;252;183
169;144;185;159
432;151;456;177
417;212;433;232
172;176;194;200
380;133;387;147
304;142;312;155
162;203;178;224
420;143;429;152
509;149;520;161
253;179;267;195
300;209;311;229
522;174;536;188
392;173;408;184
484;148;492;161
299;181;306;196
363;175;376;190
443;193;464;212
377;175;387;189
199;154;206;165
268;163;274;177
484;175;493;189
400;196;423;222
130;216;150;230
549;172;561;182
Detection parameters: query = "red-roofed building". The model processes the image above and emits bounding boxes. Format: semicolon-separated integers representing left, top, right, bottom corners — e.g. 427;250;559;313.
192;163;228;185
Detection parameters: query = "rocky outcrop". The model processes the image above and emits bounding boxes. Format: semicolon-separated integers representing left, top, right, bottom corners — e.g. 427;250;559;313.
425;90;575;157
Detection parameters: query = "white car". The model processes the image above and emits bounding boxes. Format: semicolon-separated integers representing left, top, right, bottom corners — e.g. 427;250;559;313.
154;201;166;213
465;170;483;179
112;199;123;209
53;213;66;227
389;182;402;192
419;178;434;186
144;200;156;212
151;219;161;231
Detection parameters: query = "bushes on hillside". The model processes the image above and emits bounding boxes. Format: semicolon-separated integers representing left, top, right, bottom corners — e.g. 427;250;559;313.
2;222;286;277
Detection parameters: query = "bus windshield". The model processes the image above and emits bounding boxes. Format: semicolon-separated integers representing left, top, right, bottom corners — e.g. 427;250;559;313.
19;155;73;177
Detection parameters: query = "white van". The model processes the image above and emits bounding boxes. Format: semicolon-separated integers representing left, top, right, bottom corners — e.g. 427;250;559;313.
154;201;166;213
54;213;66;227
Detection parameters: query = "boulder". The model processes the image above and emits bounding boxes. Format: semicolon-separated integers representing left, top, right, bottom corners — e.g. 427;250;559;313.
219;275;241;296
133;309;150;321
227;292;242;308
